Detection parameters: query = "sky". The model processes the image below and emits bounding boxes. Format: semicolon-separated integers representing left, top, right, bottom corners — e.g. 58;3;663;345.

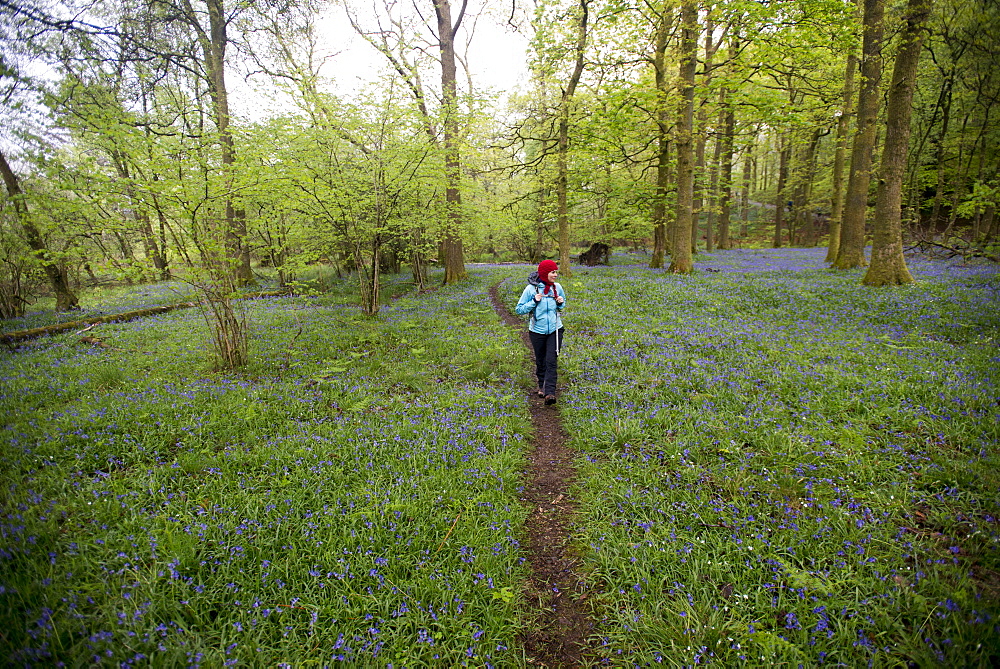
235;0;531;120
325;1;530;94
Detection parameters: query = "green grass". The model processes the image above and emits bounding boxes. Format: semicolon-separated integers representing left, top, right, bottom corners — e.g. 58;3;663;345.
497;248;1000;666
1;271;530;666
3;249;999;666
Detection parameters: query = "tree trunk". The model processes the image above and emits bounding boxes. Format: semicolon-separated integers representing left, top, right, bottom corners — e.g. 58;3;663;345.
669;0;698;274
434;0;468;284
111;149;169;281
772;137;790;248
794;128;823;246
0;150;79;311
705;98;722;253
834;0;885;269
691;13;714;256
716;82;735;250
982;204;997;242
827;49;858;262
433;0;468;284
740;149;751;238
928;78;953;235
650;5;673;269
138;211;170;280
200;0;252;285
864;0;929;285
651;135;673;268
556;0;589;278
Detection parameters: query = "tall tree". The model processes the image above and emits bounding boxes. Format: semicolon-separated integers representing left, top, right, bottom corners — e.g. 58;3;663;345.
668;0;697;274
771;134;790;248
555;0;588;276
649;2;674;268
691;10;717;255
834;0;885;269
433;0;469;283
715;83;735;250
863;0;932;285
345;0;470;283
826;49;858;262
144;0;254;285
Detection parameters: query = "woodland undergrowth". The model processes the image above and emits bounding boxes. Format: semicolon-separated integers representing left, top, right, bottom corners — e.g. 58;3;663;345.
2;248;998;666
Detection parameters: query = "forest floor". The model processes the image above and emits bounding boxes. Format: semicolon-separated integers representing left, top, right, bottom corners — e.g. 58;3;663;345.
489;283;594;667
2;248;999;667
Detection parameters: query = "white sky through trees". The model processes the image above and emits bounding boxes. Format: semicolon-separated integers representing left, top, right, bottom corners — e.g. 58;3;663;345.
233;0;530;121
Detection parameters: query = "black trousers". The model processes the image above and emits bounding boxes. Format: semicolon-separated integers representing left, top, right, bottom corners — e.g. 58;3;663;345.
529;328;564;396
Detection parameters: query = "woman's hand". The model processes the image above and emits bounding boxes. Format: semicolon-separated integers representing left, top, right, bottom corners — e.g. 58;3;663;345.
534;294;542;302
556;295;564;304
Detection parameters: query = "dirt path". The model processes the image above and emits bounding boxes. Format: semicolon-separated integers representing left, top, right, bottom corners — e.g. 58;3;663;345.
488;282;595;668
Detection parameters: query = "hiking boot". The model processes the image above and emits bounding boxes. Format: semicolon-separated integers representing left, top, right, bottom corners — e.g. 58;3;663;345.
544;395;557;405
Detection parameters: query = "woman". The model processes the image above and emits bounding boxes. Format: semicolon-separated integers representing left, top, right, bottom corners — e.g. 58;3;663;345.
515;259;566;405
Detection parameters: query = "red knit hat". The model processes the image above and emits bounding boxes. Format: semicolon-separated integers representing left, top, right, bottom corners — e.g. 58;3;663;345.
537;260;558;295
537;259;558;280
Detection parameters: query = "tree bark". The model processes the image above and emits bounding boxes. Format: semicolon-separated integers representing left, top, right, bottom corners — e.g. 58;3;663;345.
691;12;715;255
716;79;736;250
793;128;823;246
772;137;790;248
740;148;751;238
863;0;931;286
928;78;953;234
198;0;253;285
650;5;673;269
834;0;885;269
555;0;589;278
705;87;725;252
827;49;858;262
433;0;469;284
0;150;79;311
669;0;698;274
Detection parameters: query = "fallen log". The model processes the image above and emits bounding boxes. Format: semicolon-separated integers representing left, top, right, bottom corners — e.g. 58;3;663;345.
1;289;292;347
904;239;1000;263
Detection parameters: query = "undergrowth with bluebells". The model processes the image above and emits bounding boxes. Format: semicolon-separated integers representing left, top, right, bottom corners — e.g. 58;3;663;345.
1;269;532;666
499;247;1000;666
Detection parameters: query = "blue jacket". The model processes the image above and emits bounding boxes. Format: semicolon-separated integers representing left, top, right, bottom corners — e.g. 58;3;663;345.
515;271;566;335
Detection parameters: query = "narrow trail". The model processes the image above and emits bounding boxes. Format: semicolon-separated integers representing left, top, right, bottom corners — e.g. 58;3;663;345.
488;282;595;668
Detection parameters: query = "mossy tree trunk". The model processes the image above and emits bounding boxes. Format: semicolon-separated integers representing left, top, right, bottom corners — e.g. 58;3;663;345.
669;0;698;274
834;0;885;269
827;49;858;262
863;0;931;286
650;3;673;269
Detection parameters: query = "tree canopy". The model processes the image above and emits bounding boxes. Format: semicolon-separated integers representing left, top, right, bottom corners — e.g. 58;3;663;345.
1;0;997;316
